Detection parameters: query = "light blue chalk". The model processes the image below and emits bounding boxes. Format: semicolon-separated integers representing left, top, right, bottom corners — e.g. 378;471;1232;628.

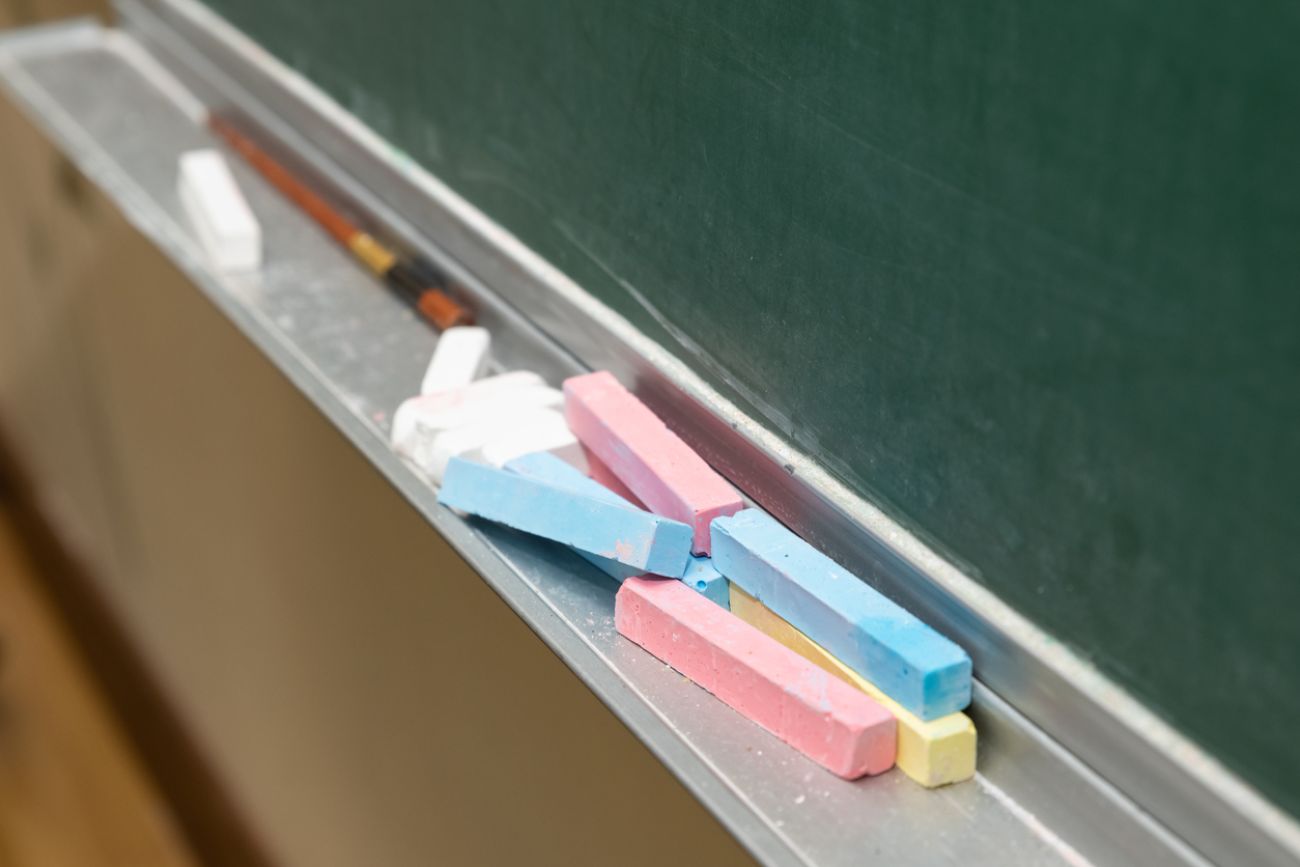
440;456;692;578
682;555;730;609
504;454;730;603
504;452;644;581
504;452;631;507
711;509;971;719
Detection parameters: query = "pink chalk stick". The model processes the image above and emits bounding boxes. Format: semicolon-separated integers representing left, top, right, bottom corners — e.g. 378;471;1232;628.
615;577;896;779
564;372;743;554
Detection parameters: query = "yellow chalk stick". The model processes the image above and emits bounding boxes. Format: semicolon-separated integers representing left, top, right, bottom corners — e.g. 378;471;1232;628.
729;585;976;788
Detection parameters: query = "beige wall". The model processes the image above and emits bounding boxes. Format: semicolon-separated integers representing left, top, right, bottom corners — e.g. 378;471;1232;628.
0;65;752;867
0;0;109;29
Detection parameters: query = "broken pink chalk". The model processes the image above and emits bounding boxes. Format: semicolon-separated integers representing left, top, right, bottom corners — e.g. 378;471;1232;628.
564;371;743;554
615;577;896;779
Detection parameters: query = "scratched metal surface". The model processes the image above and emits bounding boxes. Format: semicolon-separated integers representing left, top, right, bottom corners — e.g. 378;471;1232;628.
0;22;1212;867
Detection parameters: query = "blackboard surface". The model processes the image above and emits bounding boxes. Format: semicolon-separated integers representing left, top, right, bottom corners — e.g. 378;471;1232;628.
203;0;1300;815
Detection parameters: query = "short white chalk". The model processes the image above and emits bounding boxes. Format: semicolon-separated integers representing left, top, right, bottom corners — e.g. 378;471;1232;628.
481;414;587;473
421;326;491;395
177;149;261;271
393;386;562;470
424;408;567;483
391;370;546;452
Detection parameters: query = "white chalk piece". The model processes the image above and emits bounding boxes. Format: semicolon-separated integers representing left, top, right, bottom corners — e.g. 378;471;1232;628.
421;326;492;395
424;408;567;484
411;386;563;439
391;371;546;452
177;149;261;271
481;414;588;473
394;386;563;470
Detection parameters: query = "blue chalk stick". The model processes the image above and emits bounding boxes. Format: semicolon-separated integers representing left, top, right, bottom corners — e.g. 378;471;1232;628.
505;455;732;602
441;457;692;578
711;509;971;719
683;555;730;609
504;452;631;506
504;452;644;581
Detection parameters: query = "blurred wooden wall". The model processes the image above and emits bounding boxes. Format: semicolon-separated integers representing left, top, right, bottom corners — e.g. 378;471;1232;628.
0;10;753;866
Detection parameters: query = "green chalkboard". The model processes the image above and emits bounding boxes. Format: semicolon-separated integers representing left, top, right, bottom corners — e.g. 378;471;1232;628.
202;0;1300;815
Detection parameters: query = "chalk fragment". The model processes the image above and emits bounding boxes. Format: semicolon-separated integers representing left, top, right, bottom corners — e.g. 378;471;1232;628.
563;371;742;554
422;409;564;484
420;326;491;395
178;149;261;271
616;577;895;779
481;419;586;473
439;458;693;577
391;371;546;451
730;585;975;787
400;386;563;439
394;386;563;469
682;556;729;609
712;509;972;720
